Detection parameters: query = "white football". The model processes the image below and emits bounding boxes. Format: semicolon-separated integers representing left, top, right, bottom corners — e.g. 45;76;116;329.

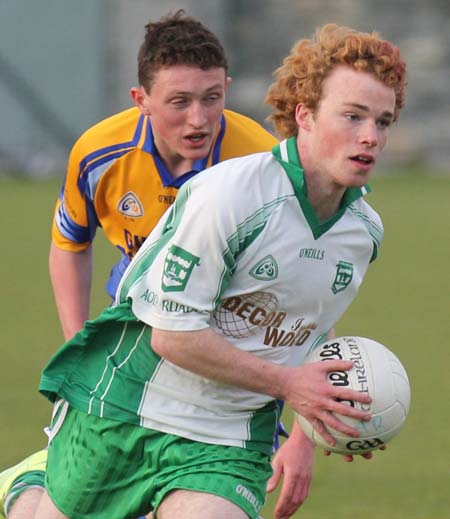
295;336;410;455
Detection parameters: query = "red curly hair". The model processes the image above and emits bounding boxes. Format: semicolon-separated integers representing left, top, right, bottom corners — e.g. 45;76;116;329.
265;24;407;138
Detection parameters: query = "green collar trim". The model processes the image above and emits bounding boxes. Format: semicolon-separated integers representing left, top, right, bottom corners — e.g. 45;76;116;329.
272;137;371;239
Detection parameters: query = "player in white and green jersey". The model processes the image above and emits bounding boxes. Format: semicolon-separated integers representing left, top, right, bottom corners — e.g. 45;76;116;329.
34;23;407;519
41;137;382;452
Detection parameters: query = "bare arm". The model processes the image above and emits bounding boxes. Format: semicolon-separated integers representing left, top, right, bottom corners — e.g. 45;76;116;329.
49;243;93;341
151;327;372;444
268;420;316;519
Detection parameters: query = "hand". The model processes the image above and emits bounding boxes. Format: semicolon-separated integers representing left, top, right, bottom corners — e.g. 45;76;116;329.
267;423;315;519
283;360;372;447
323;444;387;462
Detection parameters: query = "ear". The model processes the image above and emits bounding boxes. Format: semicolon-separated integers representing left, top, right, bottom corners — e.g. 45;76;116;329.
295;103;313;131
130;86;151;115
225;76;232;89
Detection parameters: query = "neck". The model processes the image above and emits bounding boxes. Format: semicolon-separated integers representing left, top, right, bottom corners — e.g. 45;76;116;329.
167;156;196;178
298;140;345;222
301;164;346;223
154;142;196;178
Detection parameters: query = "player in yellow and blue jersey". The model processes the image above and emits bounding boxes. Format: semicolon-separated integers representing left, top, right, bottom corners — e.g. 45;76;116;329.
51;106;276;338
50;16;277;342
1;10;276;519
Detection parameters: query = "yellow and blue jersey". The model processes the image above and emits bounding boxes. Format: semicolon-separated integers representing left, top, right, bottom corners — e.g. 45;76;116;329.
52;107;278;297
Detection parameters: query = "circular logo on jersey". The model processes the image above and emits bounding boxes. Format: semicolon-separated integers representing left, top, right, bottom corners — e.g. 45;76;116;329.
213;291;279;338
117;191;144;217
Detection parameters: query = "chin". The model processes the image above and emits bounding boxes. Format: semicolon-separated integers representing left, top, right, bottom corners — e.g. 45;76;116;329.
348;170;372;187
184;144;211;159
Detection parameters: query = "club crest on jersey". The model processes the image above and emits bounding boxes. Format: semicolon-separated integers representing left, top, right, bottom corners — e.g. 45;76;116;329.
249;255;278;281
117;192;144;217
331;260;354;294
162;245;200;292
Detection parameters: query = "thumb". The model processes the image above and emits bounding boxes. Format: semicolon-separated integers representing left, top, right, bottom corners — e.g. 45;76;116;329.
266;461;282;493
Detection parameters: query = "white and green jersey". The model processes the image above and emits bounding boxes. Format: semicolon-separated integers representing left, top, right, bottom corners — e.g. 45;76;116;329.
40;138;383;455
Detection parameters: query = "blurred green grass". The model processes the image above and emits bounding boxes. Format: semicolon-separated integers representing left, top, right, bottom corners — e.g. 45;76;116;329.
0;174;449;518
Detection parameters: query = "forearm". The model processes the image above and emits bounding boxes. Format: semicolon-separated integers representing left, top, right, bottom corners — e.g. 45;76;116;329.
49;243;93;340
151;327;288;400
151;326;374;445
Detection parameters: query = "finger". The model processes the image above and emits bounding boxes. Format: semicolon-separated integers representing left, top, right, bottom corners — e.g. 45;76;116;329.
308;416;336;446
361;452;374;460
274;478;296;519
331;387;372;407
266;461;282;493
323;449;354;462
315;409;364;438
327;399;372;421
319;359;355;372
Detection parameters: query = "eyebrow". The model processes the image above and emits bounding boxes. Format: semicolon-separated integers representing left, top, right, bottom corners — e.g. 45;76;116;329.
170;83;225;95
344;102;394;120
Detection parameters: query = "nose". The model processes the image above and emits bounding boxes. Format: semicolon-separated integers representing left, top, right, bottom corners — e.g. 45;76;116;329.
187;102;207;128
360;120;378;147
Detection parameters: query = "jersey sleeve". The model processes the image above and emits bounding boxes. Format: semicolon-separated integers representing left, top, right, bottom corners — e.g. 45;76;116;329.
51;136;97;252
365;204;384;263
124;159;264;331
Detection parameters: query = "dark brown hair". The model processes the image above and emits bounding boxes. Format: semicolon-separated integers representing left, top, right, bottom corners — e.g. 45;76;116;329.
138;9;228;91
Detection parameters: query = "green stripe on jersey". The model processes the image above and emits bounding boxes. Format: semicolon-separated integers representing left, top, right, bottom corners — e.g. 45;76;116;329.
245;400;279;451
214;196;290;307
116;182;192;303
348;205;383;247
40;303;161;423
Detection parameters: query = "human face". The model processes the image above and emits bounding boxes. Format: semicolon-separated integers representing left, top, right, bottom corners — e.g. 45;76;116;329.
296;65;396;191
131;65;229;175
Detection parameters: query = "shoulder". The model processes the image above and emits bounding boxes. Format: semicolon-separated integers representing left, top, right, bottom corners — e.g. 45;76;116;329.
220;110;278;156
70;107;142;159
167;153;291;250
186;152;290;211
348;198;384;259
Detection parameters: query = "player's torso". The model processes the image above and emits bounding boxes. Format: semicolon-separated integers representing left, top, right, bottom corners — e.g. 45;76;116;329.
93;149;178;261
130;156;379;447
214;195;376;367
81;109;277;261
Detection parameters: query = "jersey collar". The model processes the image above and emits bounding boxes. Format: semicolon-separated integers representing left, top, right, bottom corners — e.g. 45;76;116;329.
140;115;226;188
272;137;371;238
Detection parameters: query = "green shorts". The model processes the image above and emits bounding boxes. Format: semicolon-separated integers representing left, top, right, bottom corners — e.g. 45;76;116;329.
45;404;272;519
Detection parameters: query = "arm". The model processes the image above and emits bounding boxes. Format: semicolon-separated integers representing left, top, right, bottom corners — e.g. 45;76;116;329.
49;243;93;340
151;327;372;443
267;421;316;519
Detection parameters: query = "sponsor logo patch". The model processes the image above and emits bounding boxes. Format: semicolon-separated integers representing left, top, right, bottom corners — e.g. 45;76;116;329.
331;260;354;294
162;245;200;292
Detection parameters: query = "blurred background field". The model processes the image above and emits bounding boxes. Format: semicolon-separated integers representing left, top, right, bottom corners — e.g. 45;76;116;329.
0;174;449;518
1;1;450;518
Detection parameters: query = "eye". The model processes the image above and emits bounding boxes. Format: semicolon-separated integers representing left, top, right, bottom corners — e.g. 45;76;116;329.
377;118;392;129
345;113;360;122
170;97;189;107
204;92;222;103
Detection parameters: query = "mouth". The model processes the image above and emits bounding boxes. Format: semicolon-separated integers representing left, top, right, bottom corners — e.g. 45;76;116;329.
184;132;209;144
349;154;375;167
